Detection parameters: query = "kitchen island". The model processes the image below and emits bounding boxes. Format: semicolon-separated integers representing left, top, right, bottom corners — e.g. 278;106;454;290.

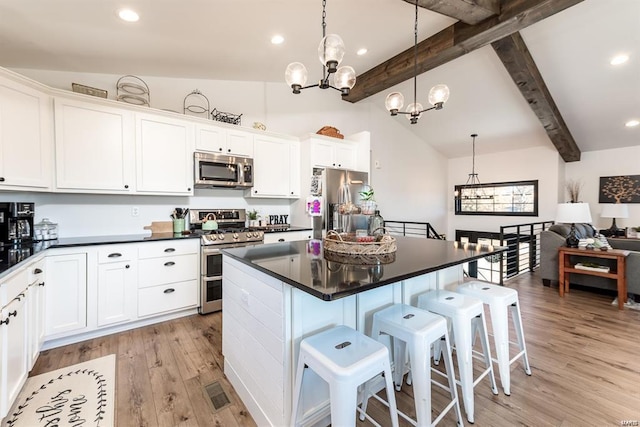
221;236;505;426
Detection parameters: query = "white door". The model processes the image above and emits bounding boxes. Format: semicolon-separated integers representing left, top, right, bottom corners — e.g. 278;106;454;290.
0;76;52;190
97;261;137;327
44;253;87;338
136;113;194;195
54;97;134;192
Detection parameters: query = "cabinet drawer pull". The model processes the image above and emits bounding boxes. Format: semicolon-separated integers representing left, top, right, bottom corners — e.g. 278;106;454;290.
38;282;45;287
108;253;122;258
278;238;285;242
8;310;17;318
164;248;176;253
163;288;175;294
164;261;176;267
34;268;43;274
0;318;8;326
0;177;4;182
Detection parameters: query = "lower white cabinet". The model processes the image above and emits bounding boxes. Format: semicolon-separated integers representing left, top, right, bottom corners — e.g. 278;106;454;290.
263;230;312;244
44;252;87;339
0;270;29;419
26;259;45;369
97;246;137;327
138;280;198;318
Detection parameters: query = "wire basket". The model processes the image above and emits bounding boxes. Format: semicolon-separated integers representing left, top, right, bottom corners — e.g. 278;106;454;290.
211;108;242;125
323;230;397;256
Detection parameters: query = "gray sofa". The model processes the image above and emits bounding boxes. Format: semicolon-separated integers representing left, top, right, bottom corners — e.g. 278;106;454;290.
540;223;640;296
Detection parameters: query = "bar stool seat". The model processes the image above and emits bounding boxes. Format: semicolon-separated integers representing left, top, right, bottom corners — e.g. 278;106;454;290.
456;281;532;396
291;325;399;427
417;290;499;423
362;303;463;427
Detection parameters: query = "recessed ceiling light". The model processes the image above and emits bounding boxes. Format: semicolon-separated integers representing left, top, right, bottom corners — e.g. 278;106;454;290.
118;9;139;22
625;119;639;127
271;35;284;45
610;54;629;66
356;48;368;56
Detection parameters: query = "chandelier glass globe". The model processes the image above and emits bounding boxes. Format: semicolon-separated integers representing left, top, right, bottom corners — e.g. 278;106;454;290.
318;34;345;72
285;62;308;92
385;92;405;113
406;102;423;120
428;84;450;108
334;66;356;90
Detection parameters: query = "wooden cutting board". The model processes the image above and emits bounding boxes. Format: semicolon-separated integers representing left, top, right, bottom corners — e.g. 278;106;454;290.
143;221;173;234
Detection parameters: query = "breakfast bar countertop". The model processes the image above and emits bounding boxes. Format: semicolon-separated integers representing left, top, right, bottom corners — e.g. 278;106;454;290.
221;236;506;301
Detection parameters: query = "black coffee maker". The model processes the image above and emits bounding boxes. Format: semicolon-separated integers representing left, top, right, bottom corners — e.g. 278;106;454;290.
0;202;35;246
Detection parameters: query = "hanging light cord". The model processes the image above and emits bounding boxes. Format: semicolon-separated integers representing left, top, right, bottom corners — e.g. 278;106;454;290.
321;0;327;78
413;0;418;108
471;133;477;178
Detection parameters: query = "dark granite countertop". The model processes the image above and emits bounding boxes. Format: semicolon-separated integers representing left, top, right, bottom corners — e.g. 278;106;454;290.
0;232;199;277
221;237;506;301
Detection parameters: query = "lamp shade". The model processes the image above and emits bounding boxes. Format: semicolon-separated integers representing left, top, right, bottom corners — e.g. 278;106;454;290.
601;203;629;219
555;202;592;224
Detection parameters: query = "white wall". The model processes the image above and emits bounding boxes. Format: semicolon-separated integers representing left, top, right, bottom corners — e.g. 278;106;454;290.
447;145;562;238
565;145;640;230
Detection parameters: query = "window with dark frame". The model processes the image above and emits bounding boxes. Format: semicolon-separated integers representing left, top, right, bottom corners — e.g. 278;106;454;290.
454;180;539;216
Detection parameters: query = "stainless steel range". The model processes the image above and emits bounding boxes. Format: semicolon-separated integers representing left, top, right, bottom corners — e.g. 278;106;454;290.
190;208;264;314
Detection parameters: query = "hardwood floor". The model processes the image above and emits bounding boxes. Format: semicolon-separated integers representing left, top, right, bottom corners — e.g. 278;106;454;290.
31;271;640;426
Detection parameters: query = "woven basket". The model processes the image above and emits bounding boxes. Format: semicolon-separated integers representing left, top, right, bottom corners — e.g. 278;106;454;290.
323;230;397;256
316;126;344;139
324;249;396;265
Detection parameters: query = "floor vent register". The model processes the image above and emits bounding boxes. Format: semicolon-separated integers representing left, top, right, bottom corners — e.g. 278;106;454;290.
205;381;231;411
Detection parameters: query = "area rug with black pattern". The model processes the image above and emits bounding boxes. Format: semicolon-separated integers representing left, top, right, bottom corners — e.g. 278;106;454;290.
2;354;115;427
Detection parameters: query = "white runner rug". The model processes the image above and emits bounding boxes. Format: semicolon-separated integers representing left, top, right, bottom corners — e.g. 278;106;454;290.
2;354;116;427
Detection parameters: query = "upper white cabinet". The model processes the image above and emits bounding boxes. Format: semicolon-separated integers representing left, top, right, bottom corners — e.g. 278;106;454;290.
309;137;357;170
0;74;52;191
250;134;299;198
196;123;253;157
54;97;135;193
135;113;194;195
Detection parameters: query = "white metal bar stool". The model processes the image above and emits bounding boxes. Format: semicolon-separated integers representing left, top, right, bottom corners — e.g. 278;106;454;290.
417;290;499;423
456;281;532;395
361;303;463;427
290;325;399;427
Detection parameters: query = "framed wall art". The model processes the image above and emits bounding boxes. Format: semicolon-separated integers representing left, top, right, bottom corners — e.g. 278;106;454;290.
598;175;640;203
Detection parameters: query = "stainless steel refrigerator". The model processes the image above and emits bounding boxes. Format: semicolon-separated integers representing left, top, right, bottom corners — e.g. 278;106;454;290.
311;167;369;235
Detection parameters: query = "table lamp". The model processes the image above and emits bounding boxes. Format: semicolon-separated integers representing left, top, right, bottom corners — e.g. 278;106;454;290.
555;202;592;248
600;203;628;237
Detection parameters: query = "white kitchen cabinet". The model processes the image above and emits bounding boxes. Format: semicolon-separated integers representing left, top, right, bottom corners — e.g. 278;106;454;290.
0;74;52;191
96;246;137;327
0;270;29;420
54;97;135;193
263;230;312;244
196;124;253;157
135;113;194;195
309;137;357;170
26;258;45;370
250;135;299;198
44;252;87;339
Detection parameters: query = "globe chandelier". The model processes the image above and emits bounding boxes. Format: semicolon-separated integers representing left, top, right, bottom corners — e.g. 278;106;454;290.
384;0;450;124
284;0;356;97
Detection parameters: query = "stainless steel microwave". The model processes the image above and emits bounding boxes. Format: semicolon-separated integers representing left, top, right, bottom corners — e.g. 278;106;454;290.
194;152;253;189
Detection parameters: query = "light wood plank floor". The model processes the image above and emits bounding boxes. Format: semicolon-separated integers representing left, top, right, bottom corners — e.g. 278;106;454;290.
31;271;640;426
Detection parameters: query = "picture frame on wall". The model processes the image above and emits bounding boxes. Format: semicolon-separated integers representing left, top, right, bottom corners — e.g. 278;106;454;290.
598;175;640;203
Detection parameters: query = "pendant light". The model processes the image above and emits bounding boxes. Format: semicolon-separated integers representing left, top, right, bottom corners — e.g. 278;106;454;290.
385;0;450;123
458;133;493;200
285;0;356;97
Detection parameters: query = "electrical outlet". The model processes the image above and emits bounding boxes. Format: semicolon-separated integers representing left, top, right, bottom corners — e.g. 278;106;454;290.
375;160;381;169
131;206;139;217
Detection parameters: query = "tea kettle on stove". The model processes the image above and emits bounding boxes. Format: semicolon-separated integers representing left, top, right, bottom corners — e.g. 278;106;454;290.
202;213;218;231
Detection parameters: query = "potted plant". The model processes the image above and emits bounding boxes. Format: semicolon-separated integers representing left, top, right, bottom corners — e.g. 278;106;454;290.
358;187;377;215
247;209;259;227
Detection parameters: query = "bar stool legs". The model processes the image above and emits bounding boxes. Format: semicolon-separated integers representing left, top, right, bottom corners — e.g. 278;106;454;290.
290;325;399;427
418;290;499;423
457;281;532;396
363;304;464;426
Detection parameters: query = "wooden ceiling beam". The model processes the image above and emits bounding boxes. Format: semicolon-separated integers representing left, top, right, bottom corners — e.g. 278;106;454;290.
346;0;584;103
491;32;581;162
403;0;500;25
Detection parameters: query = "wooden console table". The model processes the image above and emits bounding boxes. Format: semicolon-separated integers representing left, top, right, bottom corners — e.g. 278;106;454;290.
558;246;629;310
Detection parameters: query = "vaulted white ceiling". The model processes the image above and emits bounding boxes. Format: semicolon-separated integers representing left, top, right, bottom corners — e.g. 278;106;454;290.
0;0;637;159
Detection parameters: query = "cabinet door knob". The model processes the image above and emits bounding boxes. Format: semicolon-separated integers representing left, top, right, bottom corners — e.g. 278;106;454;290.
8;310;17;318
34;268;43;274
227;149;231;153
187;188;192;191
219;147;223;151
125;264;130;269
108;253;122;258
254;190;258;194
0;177;5;182
124;184;129;189
164;248;176;253
164;261;176;267
163;288;175;294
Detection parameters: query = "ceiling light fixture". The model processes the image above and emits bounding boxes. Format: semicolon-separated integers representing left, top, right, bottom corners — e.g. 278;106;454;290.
384;0;449;124
271;35;285;45
118;9;139;22
284;0;356;97
625;119;639;127
356;48;368;56
610;54;629;66
458;133;493;200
